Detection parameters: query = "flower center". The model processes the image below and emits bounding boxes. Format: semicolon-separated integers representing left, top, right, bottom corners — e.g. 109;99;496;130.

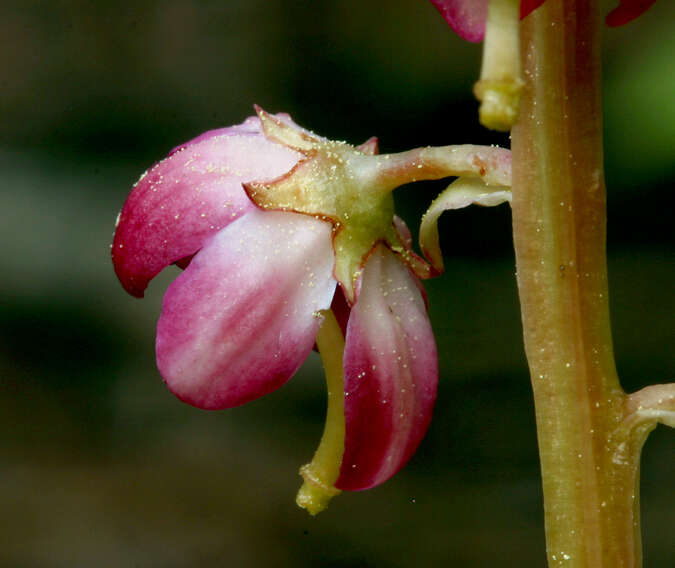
244;109;404;303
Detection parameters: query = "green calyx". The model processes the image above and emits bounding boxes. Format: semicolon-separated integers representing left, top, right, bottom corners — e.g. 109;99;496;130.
245;108;408;303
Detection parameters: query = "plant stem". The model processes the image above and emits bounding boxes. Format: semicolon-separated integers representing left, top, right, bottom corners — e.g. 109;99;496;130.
510;1;644;565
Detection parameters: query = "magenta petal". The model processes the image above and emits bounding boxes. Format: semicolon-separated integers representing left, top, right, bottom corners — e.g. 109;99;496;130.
429;0;488;42
112;115;301;297
330;286;351;338
520;0;546;19
156;210;336;410
606;0;656;27
336;246;438;490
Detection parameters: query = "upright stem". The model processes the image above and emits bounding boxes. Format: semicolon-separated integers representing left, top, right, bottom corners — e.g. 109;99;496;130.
511;1;641;565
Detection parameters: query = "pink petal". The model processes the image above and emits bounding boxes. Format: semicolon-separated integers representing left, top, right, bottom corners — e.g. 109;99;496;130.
330;286;351;338
606;0;656;27
336;245;438;490
430;0;547;41
156;210;336;410
429;0;488;42
112;115;301;297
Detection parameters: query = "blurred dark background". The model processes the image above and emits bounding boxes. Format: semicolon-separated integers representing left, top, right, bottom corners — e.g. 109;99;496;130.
0;1;672;566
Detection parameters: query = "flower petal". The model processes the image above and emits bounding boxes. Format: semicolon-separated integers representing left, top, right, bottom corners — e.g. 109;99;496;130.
419;177;511;273
429;0;488;42
430;0;547;41
336;245;438;490
520;0;546;19
606;0;656;27
156;209;336;410
112;115;301;297
330;286;351;338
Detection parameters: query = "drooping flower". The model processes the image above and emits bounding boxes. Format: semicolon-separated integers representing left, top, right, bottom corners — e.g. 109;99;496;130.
112;109;439;497
112;107;511;510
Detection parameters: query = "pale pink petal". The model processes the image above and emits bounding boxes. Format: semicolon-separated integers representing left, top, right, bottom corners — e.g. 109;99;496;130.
156;210;336;410
336;245;438;490
429;0;488;42
112;115;302;297
166;118;261;155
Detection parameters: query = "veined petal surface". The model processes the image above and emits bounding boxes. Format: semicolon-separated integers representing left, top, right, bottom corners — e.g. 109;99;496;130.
156;210;336;410
112;116;301;297
337;246;438;491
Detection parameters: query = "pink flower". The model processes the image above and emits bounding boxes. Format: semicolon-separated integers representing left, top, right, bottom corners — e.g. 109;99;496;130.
429;0;656;42
112;110;438;491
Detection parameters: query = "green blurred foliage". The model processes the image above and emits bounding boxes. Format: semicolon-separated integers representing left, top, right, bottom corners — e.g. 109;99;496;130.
0;1;672;566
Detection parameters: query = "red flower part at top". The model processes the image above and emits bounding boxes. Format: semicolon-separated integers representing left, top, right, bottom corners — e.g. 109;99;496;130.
429;0;488;42
429;0;655;42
